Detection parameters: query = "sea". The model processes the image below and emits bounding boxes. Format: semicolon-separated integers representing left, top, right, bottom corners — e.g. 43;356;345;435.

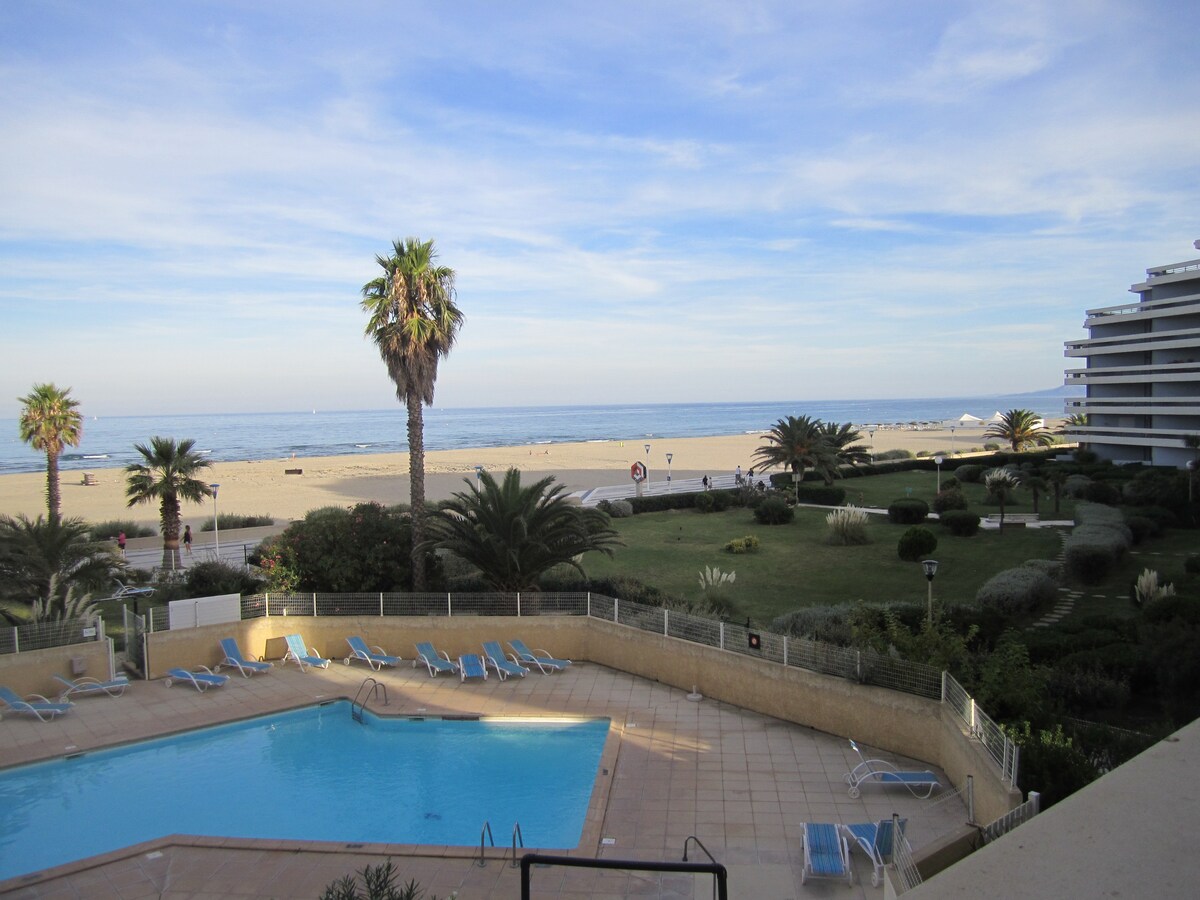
0;394;1074;476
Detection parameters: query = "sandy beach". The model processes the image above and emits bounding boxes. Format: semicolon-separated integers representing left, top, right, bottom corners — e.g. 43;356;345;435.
0;423;1025;528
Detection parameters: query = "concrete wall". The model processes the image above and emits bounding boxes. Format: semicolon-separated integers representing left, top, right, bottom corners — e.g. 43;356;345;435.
0;640;114;698
143;614;1019;818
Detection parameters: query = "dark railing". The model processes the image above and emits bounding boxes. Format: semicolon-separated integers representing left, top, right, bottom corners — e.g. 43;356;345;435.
520;853;727;900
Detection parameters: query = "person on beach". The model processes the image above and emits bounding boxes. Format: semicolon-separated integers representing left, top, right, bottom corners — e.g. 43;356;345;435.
117;531;126;558
183;525;193;555
702;475;710;490
735;465;742;485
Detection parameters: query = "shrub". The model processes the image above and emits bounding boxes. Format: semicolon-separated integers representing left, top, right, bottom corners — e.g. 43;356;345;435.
897;526;937;561
976;566;1056;616
1123;515;1160;545
724;535;761;554
183;560;264;598
874;449;915;461
796;484;847;506
1023;558;1063;583
200;513;274;532
1064;474;1093;497
1186;555;1200;575
629;493;695;513
1132;568;1176;607
983;441;1001;451
694;492;716;513
698;566;736;612
1080;481;1122;505
941;475;960;490
931;488;968;514
940;509;980;536
825;506;870;546
754;496;794;525
710;490;734;512
1047;666;1130;712
607;499;633;518
88;520;155;541
1063;542;1119;585
887;498;929;524
954;464;984;484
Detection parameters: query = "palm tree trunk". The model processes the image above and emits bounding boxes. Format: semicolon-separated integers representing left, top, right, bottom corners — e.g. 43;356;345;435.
46;450;61;525
161;497;181;570
407;392;427;591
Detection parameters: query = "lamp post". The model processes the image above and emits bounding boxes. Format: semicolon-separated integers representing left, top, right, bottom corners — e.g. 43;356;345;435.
665;452;673;491
644;444;651;486
921;559;939;624
934;454;944;493
869;428;875;462
1188;459;1196;504
210;483;220;560
474;465;483;489
950;426;956;457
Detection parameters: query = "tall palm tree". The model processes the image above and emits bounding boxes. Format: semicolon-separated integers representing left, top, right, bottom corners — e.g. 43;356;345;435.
984;409;1056;452
985;468;1021;530
425;468;622;592
362;237;464;591
817;421;871;485
17;383;83;525
0;515;120;620
1058;412;1088;434
752;415;836;499
125;437;213;569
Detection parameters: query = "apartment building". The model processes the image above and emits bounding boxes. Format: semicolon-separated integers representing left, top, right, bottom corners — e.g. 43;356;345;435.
1064;244;1200;466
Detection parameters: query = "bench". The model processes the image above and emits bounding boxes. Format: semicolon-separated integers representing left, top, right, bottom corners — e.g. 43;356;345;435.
986;512;1038;526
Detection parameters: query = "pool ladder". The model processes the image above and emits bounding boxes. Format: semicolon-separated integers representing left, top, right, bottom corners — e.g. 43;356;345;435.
477;821;523;868
351;677;388;723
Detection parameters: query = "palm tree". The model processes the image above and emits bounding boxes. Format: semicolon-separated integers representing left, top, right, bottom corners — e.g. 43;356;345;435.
425;468;622;592
1023;473;1048;515
17;383;83;525
0;515;120;621
361;237;464;591
817;421;871;485
985;468;1021;530
984;409;1056;452
125;437;213;569
752;415;836;500
1058;412;1088;435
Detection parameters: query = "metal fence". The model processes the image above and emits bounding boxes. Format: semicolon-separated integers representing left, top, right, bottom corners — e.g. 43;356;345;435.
942;672;1020;788
0;616;105;655
980;791;1041;845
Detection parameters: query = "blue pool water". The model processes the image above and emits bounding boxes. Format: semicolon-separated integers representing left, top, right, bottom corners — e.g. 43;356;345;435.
0;704;610;881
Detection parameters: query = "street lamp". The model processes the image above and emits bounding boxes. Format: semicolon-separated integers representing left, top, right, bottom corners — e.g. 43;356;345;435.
921;559;939;624
950;426;956;457
210;483;220;560
474;465;483;489
665;452;673;491
644;444;651;486
934;454;944;493
869;428;875;462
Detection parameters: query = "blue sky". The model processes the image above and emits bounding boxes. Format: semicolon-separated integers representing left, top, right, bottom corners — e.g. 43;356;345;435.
2;0;1198;417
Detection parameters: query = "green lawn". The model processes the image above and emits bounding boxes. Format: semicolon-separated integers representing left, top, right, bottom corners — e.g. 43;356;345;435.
838;470;1078;520
583;505;1065;625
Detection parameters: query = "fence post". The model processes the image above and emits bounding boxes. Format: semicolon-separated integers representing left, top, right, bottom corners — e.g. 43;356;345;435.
12;625;18;654
265;593;270;617
380;593;384;617
967;775;975;824
1028;790;1039;814
1011;744;1020;788
448;594;452;617
969;697;976;734
312;594;317;616
613;598;618;623
783;636;788;667
719;621;725;650
663;609;668;636
517;593;521;617
587;592;591;618
941;669;947;703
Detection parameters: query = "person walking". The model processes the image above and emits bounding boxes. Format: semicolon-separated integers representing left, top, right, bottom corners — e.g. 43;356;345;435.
702;475;710;490
117;531;126;558
735;465;742;486
183;525;193;555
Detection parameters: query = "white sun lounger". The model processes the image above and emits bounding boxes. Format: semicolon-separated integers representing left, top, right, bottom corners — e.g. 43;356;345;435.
345;636;401;670
163;667;229;692
844;739;940;798
414;641;459;677
216;638;272;677
801;822;853;885
842;818;908;887
482;640;529;680
52;674;130;700
508;639;571;673
282;634;331;672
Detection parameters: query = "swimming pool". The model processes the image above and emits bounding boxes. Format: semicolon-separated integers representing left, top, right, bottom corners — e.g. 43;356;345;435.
0;703;610;881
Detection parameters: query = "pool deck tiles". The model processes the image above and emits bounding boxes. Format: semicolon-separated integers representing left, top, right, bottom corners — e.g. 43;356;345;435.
1;660;967;898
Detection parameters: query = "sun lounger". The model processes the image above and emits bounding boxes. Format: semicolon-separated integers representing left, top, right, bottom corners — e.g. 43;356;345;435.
458;653;488;682
844;739;940;798
0;685;73;721
111;579;154;599
413;641;459;677
344;636;401;670
508;638;571;673
801;822;853;885
482;640;529;680
163;667;229;692
52;674;129;700
216;637;272;677
282;634;331;672
842;818;908;887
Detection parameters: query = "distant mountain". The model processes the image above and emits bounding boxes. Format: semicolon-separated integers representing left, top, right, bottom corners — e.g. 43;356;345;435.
1014;384;1085;398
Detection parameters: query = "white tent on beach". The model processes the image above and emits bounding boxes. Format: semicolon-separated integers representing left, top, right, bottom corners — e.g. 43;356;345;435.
985;411;1006;424
954;413;983;426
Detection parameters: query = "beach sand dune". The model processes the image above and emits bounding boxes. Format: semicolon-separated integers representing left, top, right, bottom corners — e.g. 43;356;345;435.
0;424;1018;527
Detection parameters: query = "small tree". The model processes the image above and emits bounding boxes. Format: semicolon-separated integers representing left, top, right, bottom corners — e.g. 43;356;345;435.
984;468;1021;529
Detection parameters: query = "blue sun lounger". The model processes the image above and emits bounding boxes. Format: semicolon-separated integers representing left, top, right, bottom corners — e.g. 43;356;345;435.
482;641;529;680
52;674;130;700
344;636;401;670
508;639;571;673
844;739;940;799
414;642;459;677
842;818;908;887
216;638;272;677
458;653;488;682
801;822;853;885
282;634;331;672
0;685;72;721
163;667;229;692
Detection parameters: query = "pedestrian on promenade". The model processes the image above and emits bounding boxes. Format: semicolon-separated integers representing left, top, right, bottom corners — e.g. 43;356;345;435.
117;531;126;558
183;525;193;555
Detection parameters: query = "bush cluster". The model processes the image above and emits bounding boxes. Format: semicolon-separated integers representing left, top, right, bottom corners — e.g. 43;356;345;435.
753;496;794;525
89;520;155;540
606;499;634;518
953;464;985;484
200;513;274;532
1063;502;1133;584
975;566;1057;616
931;488;968;514
939;509;981;536
897;525;937;561
874;449;915;461
694;492;715;513
629;493;696;513
887;498;929;524
724;535;761;554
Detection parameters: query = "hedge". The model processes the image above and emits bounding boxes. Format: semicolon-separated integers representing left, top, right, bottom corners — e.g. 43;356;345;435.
976;566;1057;616
888;498;930;524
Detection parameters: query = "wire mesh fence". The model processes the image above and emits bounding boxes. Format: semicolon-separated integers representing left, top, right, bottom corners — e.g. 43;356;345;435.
0;617;104;654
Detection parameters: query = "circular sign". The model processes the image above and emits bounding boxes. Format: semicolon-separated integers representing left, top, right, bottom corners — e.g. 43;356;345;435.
630;461;647;482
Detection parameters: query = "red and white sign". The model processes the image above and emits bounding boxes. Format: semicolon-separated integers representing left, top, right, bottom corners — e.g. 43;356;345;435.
630;461;648;482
